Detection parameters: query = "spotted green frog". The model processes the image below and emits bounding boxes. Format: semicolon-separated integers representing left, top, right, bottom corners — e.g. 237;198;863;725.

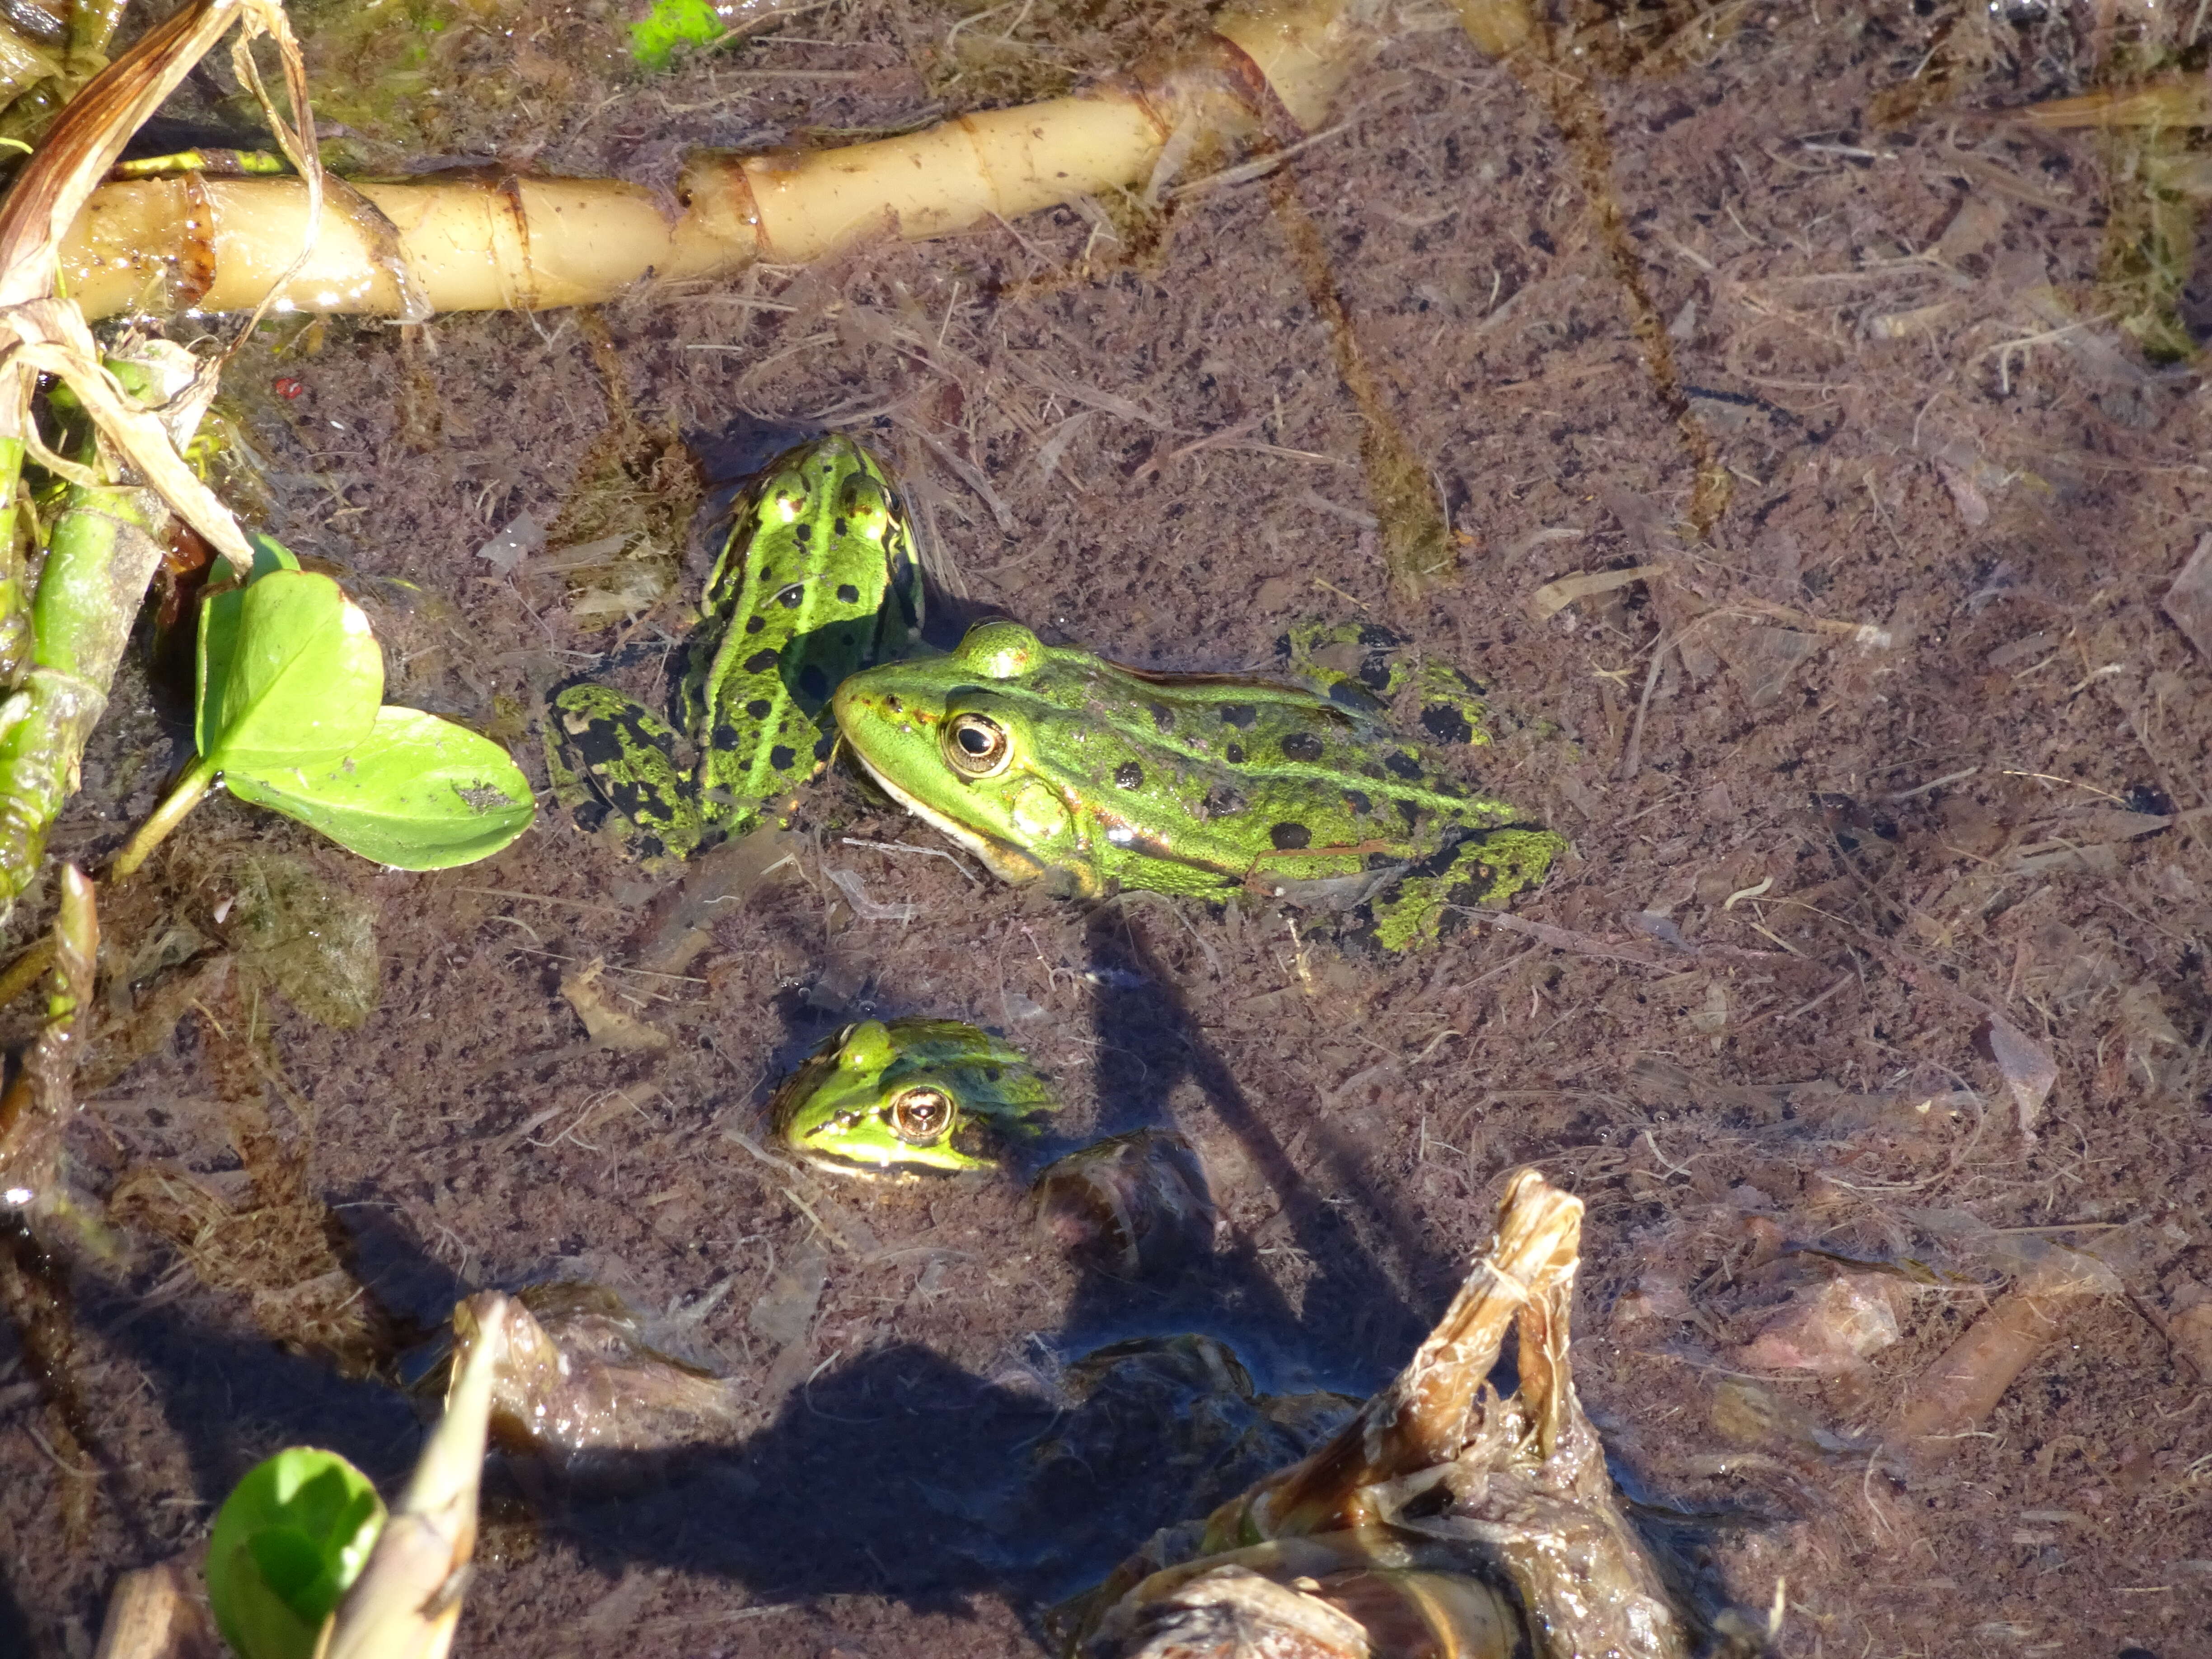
548;436;922;861
769;1017;1060;1178
830;620;1561;950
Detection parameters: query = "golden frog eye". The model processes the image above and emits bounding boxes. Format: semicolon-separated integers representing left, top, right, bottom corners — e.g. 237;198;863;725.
888;1087;954;1145
943;712;1012;778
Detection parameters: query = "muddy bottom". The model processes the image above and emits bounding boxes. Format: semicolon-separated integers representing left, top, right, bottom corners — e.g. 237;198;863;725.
5;2;2212;1656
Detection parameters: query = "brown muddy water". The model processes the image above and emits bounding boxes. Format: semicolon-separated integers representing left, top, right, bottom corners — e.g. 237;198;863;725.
4;1;2212;1655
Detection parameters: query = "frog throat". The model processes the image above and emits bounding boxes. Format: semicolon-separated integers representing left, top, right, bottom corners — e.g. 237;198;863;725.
843;742;1050;887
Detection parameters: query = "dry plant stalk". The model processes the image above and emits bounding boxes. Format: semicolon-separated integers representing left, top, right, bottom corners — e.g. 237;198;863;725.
319;1293;509;1659
1081;1170;1697;1659
61;0;1381;319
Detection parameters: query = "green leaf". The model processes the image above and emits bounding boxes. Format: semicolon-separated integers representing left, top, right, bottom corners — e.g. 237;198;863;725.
206;1448;386;1659
224;706;535;870
198;567;382;767
629;0;723;69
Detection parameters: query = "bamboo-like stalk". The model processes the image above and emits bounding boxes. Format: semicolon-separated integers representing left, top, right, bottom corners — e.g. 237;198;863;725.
0;370;194;904
61;0;1383;319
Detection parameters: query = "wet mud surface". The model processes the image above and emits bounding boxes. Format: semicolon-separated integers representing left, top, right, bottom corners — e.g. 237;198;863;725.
6;2;2212;1655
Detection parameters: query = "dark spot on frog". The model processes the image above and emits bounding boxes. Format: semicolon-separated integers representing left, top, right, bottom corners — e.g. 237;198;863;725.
776;583;806;608
1225;744;1246;764
1270;822;1312;850
799;664;830;702
745;615;766;634
834;517;849;537
746;698;772;719
1149;701;1175;734
1358;623;1406;651
743;649;781;675
1420;703;1476;745
1343;788;1372;815
837;582;860;604
794;521;812;540
1398;799;1422;832
1359;761;1387;780
1220;703;1257;728
712;724;742;751
1281;732;1325;763
1115;761;1144;789
769;745;797;771
1385;752;1425;782
983;1066;1002;1082
1329;681;1386;715
1203;784;1245;818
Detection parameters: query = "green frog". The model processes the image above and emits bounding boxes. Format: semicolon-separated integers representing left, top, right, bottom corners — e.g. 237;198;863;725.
830;619;1561;950
548;436;923;861
768;1017;1060;1178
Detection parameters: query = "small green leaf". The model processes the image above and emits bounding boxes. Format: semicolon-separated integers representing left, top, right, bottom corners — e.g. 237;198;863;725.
198;568;381;767
225;706;535;869
206;1448;385;1659
630;0;723;68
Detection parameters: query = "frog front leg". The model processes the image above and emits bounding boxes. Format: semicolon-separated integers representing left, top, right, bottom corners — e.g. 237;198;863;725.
546;681;709;862
1363;825;1564;953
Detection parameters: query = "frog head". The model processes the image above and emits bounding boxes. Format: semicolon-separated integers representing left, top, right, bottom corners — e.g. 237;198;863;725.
831;620;1092;888
768;1017;1059;1178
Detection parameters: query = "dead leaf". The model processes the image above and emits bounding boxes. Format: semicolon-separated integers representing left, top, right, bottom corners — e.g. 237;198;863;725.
1716;625;1820;708
1982;1012;2057;1139
2163;533;2212;665
559;960;670;1052
1526;563;1662;623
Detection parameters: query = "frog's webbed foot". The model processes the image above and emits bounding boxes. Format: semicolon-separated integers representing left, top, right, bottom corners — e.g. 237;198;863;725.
1360;825;1564;953
545;681;708;862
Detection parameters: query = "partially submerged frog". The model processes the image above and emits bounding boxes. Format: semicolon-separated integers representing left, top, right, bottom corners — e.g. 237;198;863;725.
769;1017;1059;1178
831;619;1561;950
549;436;923;861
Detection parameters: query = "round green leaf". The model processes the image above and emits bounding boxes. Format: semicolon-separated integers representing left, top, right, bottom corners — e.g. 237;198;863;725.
199;569;383;767
223;706;536;870
206;1448;386;1659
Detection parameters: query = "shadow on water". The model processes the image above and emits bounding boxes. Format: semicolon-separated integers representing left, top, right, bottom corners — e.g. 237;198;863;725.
1064;901;1439;1391
29;892;1470;1640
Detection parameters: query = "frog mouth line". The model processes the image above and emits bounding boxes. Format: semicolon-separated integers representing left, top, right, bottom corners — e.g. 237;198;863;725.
843;745;1047;886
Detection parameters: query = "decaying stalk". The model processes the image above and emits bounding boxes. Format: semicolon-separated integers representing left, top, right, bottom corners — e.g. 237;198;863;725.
1078;1170;1705;1659
0;862;99;1225
62;0;1383;319
319;1293;508;1659
0;867;106;1543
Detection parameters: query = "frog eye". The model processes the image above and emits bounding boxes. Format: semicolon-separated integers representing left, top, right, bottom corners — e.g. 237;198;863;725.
943;712;1012;778
888;1087;955;1145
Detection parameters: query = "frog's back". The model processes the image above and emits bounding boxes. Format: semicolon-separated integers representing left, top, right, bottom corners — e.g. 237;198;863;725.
689;436;923;808
1020;646;1521;886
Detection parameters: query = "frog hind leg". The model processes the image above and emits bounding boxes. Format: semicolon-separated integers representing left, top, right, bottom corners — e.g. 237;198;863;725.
1360;825;1564;953
547;681;707;861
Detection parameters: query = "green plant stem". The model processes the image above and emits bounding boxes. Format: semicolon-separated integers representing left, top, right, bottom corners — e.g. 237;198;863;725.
0;435;31;684
0;471;176;909
106;756;213;880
